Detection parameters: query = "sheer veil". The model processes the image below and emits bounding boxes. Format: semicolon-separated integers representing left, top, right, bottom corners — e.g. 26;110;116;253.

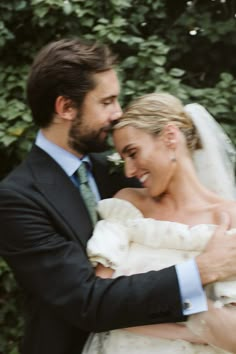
183;104;236;352
184;103;236;200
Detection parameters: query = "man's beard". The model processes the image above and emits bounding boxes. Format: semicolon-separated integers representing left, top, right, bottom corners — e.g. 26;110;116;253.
68;117;113;154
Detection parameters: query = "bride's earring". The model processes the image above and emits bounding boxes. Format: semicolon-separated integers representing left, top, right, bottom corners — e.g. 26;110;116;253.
167;137;177;162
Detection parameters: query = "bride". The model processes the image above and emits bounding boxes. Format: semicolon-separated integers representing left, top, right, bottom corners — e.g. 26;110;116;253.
83;93;236;354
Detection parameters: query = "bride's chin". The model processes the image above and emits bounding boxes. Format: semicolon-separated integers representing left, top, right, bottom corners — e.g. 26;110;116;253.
149;188;164;200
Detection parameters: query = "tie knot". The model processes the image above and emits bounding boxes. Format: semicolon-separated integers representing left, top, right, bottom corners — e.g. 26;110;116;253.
77;162;88;184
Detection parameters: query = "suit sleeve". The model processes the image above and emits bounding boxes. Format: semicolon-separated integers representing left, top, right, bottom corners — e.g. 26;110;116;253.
0;188;184;332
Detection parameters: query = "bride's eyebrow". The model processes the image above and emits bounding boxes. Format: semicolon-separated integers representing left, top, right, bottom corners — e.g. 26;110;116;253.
121;144;134;155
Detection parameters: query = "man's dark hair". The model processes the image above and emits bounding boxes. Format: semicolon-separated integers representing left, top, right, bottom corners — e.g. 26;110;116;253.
26;38;117;127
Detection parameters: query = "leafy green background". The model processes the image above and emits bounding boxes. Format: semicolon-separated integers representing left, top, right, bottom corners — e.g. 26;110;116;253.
0;0;235;352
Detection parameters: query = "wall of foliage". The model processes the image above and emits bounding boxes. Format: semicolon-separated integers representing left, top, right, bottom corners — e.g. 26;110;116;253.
0;0;235;352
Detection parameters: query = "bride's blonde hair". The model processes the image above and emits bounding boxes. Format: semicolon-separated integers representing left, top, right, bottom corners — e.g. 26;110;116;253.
114;93;201;152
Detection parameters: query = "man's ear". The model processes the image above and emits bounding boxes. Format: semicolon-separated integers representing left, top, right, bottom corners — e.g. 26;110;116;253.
55;96;77;121
162;124;179;149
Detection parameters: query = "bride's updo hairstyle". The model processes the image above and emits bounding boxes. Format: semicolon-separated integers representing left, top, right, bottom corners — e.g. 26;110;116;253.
114;93;202;152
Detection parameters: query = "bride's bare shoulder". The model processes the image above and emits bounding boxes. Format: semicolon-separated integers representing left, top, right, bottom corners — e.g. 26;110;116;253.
114;187;147;206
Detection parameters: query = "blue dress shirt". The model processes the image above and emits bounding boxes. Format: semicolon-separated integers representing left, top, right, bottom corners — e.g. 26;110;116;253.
35;131;101;201
35;130;207;316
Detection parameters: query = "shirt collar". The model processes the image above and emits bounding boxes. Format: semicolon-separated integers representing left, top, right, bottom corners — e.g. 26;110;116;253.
35;130;92;177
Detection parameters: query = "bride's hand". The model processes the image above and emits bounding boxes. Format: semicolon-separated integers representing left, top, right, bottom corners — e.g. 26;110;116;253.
187;300;236;353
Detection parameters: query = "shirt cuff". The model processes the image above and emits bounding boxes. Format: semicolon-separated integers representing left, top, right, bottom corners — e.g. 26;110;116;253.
175;258;208;316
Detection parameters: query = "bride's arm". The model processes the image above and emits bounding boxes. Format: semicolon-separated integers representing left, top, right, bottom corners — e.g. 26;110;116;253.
125;323;206;343
95;264;205;344
188;300;236;352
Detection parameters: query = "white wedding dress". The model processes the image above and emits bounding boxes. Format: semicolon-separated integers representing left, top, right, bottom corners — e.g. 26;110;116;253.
82;198;236;354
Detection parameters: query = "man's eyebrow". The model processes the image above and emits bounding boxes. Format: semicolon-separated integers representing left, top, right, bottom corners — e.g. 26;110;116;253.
101;94;118;100
91;93;118;101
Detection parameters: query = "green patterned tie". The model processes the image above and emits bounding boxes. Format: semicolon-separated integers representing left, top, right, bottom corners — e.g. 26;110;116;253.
77;162;98;226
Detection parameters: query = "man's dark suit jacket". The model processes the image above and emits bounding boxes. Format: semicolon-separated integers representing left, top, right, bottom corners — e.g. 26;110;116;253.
0;145;184;354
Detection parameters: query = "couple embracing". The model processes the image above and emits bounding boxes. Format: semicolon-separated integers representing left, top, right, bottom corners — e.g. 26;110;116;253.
0;38;236;354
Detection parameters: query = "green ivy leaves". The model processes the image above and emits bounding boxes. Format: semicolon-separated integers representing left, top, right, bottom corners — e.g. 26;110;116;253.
0;2;235;350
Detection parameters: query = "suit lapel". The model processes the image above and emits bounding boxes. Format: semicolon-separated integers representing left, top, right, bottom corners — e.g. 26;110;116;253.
28;146;93;248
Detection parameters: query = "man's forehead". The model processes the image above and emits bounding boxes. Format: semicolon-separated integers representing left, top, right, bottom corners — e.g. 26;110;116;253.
91;70;120;96
93;69;119;85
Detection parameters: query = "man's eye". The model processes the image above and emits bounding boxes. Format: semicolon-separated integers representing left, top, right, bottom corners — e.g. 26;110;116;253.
103;100;112;105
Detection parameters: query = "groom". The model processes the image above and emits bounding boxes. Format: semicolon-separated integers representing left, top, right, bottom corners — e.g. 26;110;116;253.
0;38;236;354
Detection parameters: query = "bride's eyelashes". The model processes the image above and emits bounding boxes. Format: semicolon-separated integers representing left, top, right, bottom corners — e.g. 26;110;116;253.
127;149;137;159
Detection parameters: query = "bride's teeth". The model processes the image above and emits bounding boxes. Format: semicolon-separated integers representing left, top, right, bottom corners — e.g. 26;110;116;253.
140;174;148;183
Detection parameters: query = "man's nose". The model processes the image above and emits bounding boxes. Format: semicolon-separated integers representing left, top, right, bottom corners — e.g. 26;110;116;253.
110;102;122;121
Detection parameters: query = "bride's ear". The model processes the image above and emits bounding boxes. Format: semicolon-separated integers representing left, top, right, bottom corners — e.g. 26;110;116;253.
162;124;179;149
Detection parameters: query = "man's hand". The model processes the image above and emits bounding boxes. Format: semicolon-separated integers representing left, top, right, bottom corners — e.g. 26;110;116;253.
196;212;236;285
187;300;236;353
